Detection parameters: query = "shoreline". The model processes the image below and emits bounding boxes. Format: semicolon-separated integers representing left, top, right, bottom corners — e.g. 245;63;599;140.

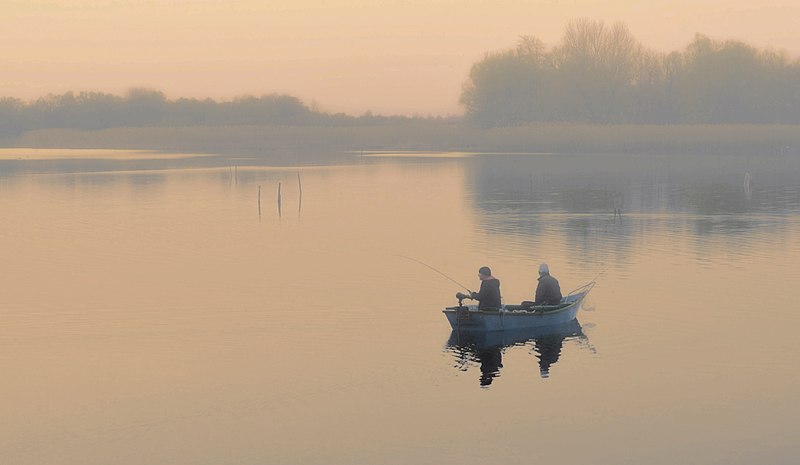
4;123;800;159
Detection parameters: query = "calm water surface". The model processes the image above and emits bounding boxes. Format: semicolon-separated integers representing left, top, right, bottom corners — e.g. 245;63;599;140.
1;151;799;464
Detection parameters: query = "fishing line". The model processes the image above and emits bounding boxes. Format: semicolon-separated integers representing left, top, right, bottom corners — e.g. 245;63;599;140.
392;254;473;293
564;266;605;297
589;267;607;283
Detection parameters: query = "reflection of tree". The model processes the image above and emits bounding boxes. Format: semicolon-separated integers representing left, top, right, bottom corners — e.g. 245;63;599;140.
679;180;783;215
467;155;800;263
446;320;588;387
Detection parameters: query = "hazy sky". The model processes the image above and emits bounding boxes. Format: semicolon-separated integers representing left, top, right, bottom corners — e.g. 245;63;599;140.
3;0;799;115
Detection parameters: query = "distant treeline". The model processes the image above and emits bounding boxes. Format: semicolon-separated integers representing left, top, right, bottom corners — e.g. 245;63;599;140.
2;20;800;135
461;20;800;126
0;89;442;136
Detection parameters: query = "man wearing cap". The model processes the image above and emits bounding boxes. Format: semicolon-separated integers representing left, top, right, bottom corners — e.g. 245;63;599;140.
534;263;562;305
456;266;501;310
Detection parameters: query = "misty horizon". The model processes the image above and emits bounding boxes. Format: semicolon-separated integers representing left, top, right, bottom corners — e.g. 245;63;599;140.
3;20;798;133
4;29;799;119
4;1;800;115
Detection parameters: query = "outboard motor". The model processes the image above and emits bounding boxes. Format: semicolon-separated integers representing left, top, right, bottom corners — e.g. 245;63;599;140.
455;292;469;309
454;292;471;321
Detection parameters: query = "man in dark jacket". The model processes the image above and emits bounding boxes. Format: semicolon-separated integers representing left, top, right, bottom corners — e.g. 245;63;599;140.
534;263;562;305
456;266;501;310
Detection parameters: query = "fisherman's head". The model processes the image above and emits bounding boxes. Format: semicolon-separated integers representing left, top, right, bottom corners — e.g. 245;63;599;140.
478;266;492;280
538;263;550;276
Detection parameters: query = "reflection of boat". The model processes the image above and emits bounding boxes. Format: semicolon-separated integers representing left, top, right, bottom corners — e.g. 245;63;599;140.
446;319;587;384
443;282;594;331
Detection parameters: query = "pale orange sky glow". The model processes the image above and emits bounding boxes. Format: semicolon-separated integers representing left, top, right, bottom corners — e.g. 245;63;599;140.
3;0;799;115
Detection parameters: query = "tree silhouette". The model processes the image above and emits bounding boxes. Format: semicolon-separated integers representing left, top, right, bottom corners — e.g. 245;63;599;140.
462;20;800;126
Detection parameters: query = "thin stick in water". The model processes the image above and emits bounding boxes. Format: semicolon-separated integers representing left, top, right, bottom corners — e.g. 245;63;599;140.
277;182;282;217
297;172;302;213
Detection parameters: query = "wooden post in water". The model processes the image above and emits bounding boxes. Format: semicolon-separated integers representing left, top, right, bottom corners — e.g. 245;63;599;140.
613;192;623;223
258;185;261;219
530;174;534;201
277;182;282;217
297;172;302;213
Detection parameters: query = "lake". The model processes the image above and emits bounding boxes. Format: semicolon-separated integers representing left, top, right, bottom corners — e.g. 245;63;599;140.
1;150;799;465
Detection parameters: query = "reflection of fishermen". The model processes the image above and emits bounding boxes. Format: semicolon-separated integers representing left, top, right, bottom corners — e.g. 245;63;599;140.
456;266;501;310
446;320;585;385
478;346;503;387
534;334;564;378
534;263;562;305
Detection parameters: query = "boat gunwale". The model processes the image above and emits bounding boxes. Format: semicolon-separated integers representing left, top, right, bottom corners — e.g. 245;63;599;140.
443;294;585;316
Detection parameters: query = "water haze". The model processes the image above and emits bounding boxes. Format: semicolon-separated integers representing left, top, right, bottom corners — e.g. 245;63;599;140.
1;150;799;464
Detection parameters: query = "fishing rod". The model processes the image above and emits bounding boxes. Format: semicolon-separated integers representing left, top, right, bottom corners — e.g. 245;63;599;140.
564;266;606;297
392;254;473;293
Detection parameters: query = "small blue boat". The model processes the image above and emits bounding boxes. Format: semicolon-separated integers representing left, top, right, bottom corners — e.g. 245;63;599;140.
443;281;594;331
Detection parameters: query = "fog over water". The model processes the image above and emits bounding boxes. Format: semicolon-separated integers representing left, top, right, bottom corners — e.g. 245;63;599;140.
1;150;798;464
